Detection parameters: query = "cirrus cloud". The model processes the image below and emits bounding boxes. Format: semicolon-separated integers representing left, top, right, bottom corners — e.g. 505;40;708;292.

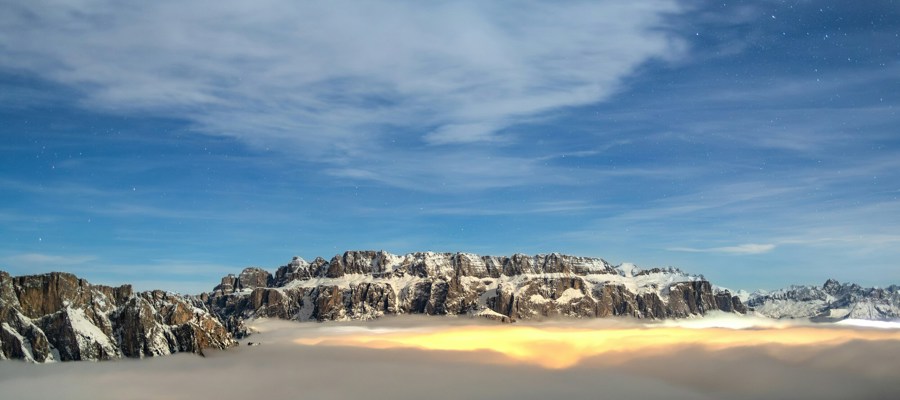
667;243;776;255
0;0;686;188
1;252;96;267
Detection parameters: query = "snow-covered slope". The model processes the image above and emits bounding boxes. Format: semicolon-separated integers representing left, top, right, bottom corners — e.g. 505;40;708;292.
747;279;900;320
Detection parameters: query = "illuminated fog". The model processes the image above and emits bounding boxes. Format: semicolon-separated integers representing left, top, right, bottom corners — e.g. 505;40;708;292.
2;317;899;400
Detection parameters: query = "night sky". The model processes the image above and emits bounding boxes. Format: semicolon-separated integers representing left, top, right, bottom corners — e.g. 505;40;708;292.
1;1;898;293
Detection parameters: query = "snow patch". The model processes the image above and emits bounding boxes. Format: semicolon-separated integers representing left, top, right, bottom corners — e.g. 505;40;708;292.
555;288;585;303
65;307;119;358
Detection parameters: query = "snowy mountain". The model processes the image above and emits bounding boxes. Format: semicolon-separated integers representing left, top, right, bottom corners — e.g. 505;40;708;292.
0;271;234;362
3;250;898;363
204;251;746;335
747;279;900;320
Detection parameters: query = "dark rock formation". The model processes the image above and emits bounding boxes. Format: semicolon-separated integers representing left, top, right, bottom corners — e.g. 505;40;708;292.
213;267;273;295
0;271;235;362
205;251;745;333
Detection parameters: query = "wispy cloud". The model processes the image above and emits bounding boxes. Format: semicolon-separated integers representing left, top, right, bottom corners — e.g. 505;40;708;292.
0;0;686;190
1;252;96;267
0;178;109;197
667;243;776;255
418;200;610;216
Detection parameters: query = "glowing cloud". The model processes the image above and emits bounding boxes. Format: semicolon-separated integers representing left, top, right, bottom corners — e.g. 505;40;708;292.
296;324;900;369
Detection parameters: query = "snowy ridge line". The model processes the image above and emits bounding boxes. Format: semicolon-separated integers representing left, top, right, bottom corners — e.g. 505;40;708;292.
747;279;900;321
216;250;702;289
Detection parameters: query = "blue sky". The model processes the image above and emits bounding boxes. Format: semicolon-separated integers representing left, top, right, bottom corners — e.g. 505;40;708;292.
1;1;898;293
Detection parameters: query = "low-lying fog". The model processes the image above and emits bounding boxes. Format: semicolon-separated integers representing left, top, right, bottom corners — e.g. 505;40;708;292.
3;315;900;400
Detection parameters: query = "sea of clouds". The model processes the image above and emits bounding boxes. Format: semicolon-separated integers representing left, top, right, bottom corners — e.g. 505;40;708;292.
2;316;899;400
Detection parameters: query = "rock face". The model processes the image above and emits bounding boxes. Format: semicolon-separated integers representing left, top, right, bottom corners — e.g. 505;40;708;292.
0;271;236;363
206;251;746;331
747;279;900;320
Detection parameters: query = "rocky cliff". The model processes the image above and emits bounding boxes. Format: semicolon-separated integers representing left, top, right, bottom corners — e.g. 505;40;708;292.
205;251;746;331
0;271;235;363
747;279;900;320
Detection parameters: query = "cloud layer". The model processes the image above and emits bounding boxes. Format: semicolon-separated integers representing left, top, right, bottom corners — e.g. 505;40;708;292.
2;318;900;400
1;1;682;157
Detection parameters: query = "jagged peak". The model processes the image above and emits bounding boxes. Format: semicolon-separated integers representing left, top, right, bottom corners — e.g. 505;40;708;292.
614;263;642;277
822;278;842;294
823;278;840;287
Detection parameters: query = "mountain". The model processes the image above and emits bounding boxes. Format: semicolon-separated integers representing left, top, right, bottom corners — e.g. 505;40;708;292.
747;279;900;320
203;251;746;335
0;271;235;362
4;250;897;364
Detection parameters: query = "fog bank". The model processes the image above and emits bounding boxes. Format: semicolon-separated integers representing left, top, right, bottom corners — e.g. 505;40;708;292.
2;317;899;400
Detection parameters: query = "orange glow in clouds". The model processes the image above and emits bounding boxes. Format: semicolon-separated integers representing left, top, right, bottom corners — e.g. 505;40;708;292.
295;324;900;369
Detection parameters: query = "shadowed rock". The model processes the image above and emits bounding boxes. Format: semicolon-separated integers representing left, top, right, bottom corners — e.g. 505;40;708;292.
0;271;235;362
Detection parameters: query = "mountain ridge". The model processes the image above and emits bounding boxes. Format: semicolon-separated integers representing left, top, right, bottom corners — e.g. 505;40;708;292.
202;250;746;337
2;250;899;363
747;278;900;320
0;270;234;362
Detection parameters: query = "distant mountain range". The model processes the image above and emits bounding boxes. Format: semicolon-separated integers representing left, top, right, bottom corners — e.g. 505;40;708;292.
746;278;900;321
2;250;898;362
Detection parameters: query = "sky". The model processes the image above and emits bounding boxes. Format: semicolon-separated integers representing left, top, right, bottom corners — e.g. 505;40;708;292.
0;0;898;293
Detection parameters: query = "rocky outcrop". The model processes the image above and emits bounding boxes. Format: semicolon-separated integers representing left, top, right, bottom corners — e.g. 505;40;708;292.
0;271;235;363
748;279;900;320
213;267;273;295
206;251;745;331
